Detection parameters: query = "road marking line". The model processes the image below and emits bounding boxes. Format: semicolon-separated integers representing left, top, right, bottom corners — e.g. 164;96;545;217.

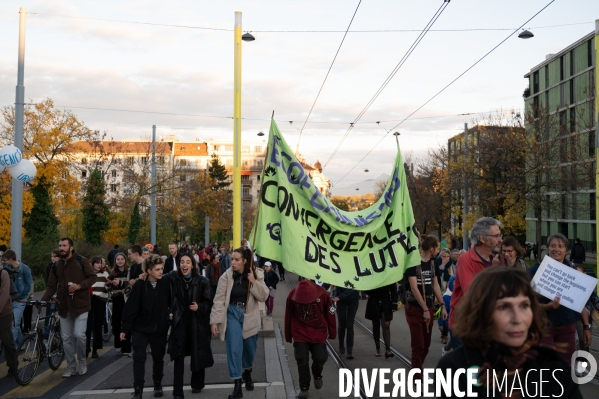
71;382;285;395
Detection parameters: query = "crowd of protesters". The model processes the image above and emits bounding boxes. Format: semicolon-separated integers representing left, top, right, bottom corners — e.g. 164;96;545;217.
0;220;597;399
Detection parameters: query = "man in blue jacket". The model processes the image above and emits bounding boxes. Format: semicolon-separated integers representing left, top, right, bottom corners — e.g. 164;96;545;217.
1;250;33;346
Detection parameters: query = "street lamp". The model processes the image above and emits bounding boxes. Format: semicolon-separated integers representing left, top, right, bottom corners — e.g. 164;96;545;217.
518;29;534;39
233;12;255;247
257;131;264;136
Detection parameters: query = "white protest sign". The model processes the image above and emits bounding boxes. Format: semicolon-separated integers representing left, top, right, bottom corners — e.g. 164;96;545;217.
530;256;598;313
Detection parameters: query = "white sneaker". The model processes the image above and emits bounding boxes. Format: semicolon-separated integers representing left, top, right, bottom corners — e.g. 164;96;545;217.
79;364;88;375
62;368;77;378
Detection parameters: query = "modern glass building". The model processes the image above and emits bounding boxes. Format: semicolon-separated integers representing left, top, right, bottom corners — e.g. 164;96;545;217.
523;31;596;250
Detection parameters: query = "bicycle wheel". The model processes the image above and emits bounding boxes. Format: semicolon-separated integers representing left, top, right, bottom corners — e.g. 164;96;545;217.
103;306;112;343
47;331;64;370
14;336;40;386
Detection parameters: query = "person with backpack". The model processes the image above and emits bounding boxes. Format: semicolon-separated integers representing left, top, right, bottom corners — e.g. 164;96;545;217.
404;234;447;381
0;262;17;378
105;252;132;356
40;237;97;377
1;249;33;347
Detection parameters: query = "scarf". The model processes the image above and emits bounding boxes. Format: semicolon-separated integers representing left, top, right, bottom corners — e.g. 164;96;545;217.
478;333;559;398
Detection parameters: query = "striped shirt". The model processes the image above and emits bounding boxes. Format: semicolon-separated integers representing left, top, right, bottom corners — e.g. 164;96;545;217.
92;271;110;301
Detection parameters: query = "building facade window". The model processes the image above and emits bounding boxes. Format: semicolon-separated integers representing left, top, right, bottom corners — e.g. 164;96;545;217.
112;170;117;177
81;170;87;178
110;184;117;192
225;145;233;152
254;146;261;153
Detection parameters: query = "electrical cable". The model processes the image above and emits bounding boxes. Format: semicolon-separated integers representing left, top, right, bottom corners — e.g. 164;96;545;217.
332;0;557;186
323;0;450;168
296;0;362;152
27;12;592;33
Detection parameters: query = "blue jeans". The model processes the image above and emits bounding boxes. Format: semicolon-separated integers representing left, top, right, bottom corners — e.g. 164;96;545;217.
12;301;25;346
225;305;258;380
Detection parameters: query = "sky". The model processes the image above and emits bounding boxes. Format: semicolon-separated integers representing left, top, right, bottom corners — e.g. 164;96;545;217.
0;0;597;195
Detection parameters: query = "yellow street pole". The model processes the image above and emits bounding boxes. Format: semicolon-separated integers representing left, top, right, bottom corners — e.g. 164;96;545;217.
233;11;242;248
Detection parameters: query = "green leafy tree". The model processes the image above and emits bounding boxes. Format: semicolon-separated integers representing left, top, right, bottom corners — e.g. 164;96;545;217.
208;154;230;191
24;176;59;244
127;201;141;244
82;169;110;246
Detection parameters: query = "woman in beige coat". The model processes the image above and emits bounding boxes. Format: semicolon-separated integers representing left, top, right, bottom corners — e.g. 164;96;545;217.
210;247;269;399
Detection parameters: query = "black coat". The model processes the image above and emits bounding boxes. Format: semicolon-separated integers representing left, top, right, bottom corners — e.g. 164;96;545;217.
365;283;398;321
263;270;279;290
121;278;171;336
436;345;582;399
164;253;181;274
166;271;214;371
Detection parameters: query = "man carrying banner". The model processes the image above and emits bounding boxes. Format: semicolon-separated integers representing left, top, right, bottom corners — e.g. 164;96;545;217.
285;279;336;399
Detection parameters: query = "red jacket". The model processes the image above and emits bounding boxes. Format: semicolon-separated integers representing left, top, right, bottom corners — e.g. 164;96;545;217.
285;280;337;344
449;247;491;329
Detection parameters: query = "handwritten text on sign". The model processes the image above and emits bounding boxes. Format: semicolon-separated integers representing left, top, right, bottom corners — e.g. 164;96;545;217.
530;257;598;313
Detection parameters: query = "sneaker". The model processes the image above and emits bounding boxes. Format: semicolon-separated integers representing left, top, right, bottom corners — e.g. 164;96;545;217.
79;364;88;375
122;351;132;357
92;351;99;359
314;376;323;389
132;387;143;399
62;368;77;378
297;389;309;399
347;353;354;360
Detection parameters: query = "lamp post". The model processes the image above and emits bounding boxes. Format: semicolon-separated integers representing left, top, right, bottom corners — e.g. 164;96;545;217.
233;11;255;248
11;8;27;259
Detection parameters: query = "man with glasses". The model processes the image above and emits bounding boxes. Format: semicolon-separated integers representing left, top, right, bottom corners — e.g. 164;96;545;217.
448;217;502;349
127;245;144;285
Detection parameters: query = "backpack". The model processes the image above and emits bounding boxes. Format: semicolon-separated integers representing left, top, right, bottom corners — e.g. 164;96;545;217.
0;268;19;302
51;255;86;279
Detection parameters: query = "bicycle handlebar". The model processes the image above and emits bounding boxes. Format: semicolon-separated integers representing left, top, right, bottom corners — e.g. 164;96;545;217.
18;300;58;306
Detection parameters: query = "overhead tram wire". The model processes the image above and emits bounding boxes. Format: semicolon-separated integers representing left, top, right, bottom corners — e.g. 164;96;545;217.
296;0;362;152
333;0;557;187
323;0;450;169
27;12;592;33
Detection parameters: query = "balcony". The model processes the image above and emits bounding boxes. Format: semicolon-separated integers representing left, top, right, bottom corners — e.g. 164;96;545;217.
242;179;253;187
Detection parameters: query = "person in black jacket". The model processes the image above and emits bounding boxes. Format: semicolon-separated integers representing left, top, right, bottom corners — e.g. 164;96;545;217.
436;267;582;399
365;283;398;358
164;253;214;399
332;286;359;359
121;254;172;399
164;242;181;273
263;262;279;316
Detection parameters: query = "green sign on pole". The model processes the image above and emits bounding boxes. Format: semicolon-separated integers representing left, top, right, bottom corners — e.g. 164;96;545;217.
250;119;420;290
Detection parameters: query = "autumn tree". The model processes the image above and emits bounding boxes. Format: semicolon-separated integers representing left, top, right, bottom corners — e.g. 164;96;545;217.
82;169;110;246
0;171;34;244
330;196;350;211
0;98;98;218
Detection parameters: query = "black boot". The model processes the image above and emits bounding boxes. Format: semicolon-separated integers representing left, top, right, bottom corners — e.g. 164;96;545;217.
132;387;143;399
228;378;243;399
242;368;254;391
153;380;163;397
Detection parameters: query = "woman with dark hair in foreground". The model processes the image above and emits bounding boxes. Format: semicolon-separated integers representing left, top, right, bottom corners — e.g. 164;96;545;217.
437;267;581;398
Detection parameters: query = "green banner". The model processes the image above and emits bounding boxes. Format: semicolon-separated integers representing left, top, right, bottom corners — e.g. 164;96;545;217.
250;119;420;290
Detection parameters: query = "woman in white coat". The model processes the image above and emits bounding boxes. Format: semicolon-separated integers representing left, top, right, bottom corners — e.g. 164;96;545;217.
210;247;269;399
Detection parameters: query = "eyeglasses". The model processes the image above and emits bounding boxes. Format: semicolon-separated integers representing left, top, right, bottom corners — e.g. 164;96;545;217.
487;233;503;239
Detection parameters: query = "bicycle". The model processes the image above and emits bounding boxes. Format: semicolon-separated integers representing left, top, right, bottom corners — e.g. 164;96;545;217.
103;293;113;342
14;300;64;386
